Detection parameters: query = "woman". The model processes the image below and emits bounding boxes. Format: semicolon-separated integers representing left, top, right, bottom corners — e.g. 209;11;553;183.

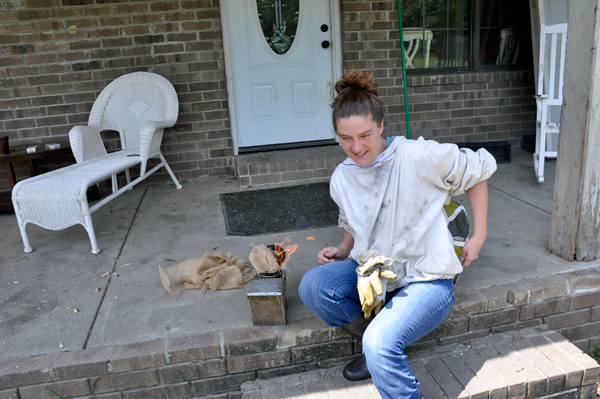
298;70;496;399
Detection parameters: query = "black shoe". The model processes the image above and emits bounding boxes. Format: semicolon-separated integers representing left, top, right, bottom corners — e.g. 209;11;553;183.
343;354;371;381
341;316;372;381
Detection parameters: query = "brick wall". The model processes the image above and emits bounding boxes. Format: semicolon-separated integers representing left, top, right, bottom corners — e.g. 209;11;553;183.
0;0;535;192
0;0;233;192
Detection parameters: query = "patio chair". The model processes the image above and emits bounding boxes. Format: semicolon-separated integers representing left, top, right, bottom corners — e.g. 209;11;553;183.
402;28;434;68
496;28;522;65
437;35;468;68
533;23;567;183
12;72;182;254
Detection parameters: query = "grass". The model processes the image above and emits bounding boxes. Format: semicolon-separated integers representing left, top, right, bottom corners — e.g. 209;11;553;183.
587;345;600;363
585;345;600;392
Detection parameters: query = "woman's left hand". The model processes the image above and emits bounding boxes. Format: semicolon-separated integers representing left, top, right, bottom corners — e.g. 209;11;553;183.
461;234;486;267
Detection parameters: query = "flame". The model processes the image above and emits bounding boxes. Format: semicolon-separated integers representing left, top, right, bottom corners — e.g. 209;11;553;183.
276;237;299;265
306;236;315;240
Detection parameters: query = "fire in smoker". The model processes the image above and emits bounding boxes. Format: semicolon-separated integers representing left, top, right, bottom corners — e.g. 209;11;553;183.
249;238;298;274
267;244;286;265
274;237;298;266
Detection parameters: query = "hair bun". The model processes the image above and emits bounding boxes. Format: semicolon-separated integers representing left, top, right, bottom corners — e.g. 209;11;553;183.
335;69;378;96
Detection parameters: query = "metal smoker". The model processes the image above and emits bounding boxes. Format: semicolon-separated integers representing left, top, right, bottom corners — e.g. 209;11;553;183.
247;244;287;326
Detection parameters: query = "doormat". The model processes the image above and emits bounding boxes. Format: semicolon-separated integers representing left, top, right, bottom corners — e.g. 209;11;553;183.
220;182;339;236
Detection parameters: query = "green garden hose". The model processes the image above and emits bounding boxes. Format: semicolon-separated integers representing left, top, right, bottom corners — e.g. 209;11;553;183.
396;0;411;139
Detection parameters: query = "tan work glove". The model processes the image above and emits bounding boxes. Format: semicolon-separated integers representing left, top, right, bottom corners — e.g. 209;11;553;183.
356;251;397;319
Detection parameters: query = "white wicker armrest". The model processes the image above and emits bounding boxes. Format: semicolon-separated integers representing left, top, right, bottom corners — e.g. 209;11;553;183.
69;125;107;163
139;120;175;176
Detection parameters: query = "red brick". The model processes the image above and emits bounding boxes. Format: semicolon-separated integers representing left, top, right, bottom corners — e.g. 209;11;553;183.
1;44;35;55
99;15;131;26
25;54;59;65
117;25;147;36
227;350;291;374
84;5;116;16
57;51;88;62
16;10;50;20
27;74;60;85
19;127;50;138
544;309;590;330
121;383;190;399
0;23;30;34
191;372;255;396
69;40;102;51
520;297;570;320
153;43;184;54
197;10;220;19
39;35;69;49
560;321;600;341
20;379;90;399
131;14;162;24
63;0;93;5
116;4;149;14
182;21;213;31
591;306;600;322
123;46;152;57
181;0;213;9
469;308;520;331
570;291;600;310
92;370;160;394
164;11;196;21
6;66;38;77
158;359;226;384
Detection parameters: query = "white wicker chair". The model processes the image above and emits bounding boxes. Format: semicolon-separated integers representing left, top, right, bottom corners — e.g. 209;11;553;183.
12;72;182;254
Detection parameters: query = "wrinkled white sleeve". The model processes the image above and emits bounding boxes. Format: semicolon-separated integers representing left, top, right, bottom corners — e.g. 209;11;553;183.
330;173;355;237
417;140;497;196
338;210;354;235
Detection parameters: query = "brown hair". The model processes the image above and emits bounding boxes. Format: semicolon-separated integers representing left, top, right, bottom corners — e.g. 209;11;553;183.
331;69;384;132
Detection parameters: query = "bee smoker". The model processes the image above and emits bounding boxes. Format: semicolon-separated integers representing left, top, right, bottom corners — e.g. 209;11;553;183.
247;244;287;326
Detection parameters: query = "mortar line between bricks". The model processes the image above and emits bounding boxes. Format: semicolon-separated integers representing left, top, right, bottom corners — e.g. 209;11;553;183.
488;184;551;215
82;187;149;350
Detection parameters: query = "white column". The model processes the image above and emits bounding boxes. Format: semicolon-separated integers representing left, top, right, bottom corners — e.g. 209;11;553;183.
549;0;600;260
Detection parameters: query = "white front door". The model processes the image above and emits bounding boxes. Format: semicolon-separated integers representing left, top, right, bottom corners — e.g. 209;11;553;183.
222;0;337;151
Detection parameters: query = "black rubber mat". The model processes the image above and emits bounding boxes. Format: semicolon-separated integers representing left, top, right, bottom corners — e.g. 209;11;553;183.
220;182;339;236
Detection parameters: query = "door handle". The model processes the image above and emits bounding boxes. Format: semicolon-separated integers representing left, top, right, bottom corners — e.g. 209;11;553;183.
321;41;330;49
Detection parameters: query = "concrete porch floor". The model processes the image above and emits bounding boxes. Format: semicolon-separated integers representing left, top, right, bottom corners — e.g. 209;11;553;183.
0;147;599;395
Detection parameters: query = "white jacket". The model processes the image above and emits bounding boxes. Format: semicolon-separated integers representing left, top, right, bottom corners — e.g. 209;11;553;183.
330;136;497;290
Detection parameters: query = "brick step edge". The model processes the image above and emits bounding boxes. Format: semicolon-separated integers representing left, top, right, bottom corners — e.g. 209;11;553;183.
241;327;600;399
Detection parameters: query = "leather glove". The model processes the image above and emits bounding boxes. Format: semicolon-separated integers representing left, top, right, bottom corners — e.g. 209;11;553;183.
356;251;397;319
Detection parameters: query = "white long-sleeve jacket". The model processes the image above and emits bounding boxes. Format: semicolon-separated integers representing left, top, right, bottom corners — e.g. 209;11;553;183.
330;136;497;290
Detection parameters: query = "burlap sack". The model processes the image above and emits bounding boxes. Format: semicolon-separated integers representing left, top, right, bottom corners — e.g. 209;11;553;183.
159;252;256;300
248;245;281;274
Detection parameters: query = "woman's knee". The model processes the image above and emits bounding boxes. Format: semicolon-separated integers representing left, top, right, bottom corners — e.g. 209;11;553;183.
363;322;399;360
298;267;321;305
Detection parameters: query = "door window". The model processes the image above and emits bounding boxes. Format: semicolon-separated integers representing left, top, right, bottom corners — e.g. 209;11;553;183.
257;0;300;55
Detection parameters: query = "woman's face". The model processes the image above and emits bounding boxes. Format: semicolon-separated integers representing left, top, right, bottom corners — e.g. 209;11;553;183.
336;115;386;166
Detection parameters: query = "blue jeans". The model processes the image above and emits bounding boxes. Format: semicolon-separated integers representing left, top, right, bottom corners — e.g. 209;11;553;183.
299;260;455;399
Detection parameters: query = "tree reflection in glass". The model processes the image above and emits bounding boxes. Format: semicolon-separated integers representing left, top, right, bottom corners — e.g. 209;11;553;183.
257;0;300;55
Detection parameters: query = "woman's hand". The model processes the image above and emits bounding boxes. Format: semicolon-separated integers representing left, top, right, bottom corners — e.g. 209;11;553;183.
317;230;355;265
461;234;485;267
317;247;347;265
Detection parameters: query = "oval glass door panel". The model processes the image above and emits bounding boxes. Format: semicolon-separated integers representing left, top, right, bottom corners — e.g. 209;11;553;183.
257;0;300;55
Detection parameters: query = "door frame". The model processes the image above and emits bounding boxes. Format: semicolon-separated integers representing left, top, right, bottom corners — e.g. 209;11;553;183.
219;0;343;155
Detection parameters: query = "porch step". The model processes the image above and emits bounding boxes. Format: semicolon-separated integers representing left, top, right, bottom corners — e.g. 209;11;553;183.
240;327;600;399
234;145;346;188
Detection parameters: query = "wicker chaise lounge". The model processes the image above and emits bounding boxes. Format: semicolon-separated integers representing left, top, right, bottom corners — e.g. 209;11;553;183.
12;72;182;254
